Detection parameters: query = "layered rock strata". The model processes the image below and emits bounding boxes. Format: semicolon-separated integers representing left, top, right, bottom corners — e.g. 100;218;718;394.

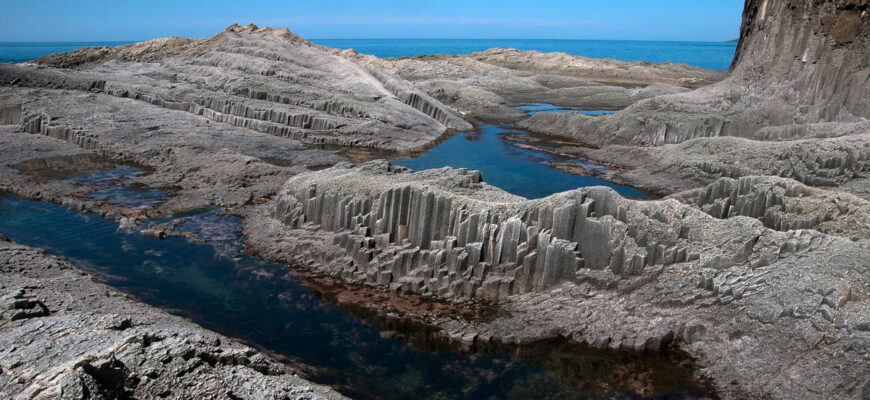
339;47;726;122
2;23;471;152
0;86;346;215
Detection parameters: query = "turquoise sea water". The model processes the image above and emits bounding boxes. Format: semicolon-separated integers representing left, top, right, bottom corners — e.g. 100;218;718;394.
0;39;736;70
0;41;135;63
312;38;736;71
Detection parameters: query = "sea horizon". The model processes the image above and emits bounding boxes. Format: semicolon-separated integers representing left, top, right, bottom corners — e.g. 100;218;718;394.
0;37;737;71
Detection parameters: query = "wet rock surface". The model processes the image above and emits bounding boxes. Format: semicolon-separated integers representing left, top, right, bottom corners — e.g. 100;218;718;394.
0;240;345;400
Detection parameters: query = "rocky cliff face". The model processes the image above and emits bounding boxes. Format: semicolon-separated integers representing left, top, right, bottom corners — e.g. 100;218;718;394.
731;0;869;120
524;0;869;146
517;0;870;200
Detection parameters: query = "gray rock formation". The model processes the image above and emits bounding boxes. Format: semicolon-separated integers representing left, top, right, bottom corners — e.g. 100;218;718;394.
670;175;870;239
3;23;471;151
524;0;869;146
0;240;346;400
0;88;345;216
2;8;869;399
338;47;724;121
514;0;870;200
250;160;870;399
271;161;667;300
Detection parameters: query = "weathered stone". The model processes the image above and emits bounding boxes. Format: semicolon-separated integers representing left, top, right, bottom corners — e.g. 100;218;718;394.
0;241;345;400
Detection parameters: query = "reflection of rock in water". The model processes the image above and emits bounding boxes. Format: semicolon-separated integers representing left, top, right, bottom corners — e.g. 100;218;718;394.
307;286;708;399
59;165;168;209
294;270;709;399
176;209;245;260
11;153;120;182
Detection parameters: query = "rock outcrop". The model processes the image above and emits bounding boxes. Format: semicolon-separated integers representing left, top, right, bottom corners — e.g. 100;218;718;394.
3;10;869;400
0;240;346;400
338;46;725;122
0;87;345;215
250;160;870;399
514;0;870;200
670;175;870;239
2;23;471;152
524;0;869;147
272;161;694;300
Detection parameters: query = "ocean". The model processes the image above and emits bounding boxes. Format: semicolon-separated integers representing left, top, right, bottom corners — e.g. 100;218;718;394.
0;39;737;71
313;39;737;71
0;41;135;64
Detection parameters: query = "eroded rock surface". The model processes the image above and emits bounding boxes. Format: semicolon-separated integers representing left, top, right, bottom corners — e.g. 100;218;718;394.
0;240;345;400
1;5;868;399
339;46;725;122
2;23;471;151
244;160;870;399
524;0;869;146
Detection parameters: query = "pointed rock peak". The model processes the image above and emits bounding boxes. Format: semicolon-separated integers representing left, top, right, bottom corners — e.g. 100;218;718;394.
222;23;310;45
224;23;258;32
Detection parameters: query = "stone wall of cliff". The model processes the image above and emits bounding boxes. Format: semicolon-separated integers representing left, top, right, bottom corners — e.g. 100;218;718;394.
731;0;869;120
522;0;869;148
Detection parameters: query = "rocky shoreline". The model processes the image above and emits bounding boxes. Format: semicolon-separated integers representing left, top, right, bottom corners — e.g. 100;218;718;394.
1;1;869;398
0;238;346;399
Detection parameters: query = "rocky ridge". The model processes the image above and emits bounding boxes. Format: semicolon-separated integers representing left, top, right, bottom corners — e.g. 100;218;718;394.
3;23;471;152
0;4;868;399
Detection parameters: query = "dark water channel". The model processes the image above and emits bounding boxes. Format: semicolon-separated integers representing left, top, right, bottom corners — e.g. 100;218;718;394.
0;108;700;398
0;178;706;399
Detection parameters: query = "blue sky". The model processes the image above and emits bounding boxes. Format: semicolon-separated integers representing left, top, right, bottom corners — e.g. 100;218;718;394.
0;1;744;42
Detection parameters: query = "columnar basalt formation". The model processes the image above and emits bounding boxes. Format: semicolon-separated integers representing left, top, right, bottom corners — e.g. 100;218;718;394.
270;161;849;303
252;160;870;400
670;175;870;239
1;9;869;399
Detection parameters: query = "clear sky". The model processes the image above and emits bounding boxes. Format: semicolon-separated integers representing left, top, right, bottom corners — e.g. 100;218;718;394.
0;0;744;42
